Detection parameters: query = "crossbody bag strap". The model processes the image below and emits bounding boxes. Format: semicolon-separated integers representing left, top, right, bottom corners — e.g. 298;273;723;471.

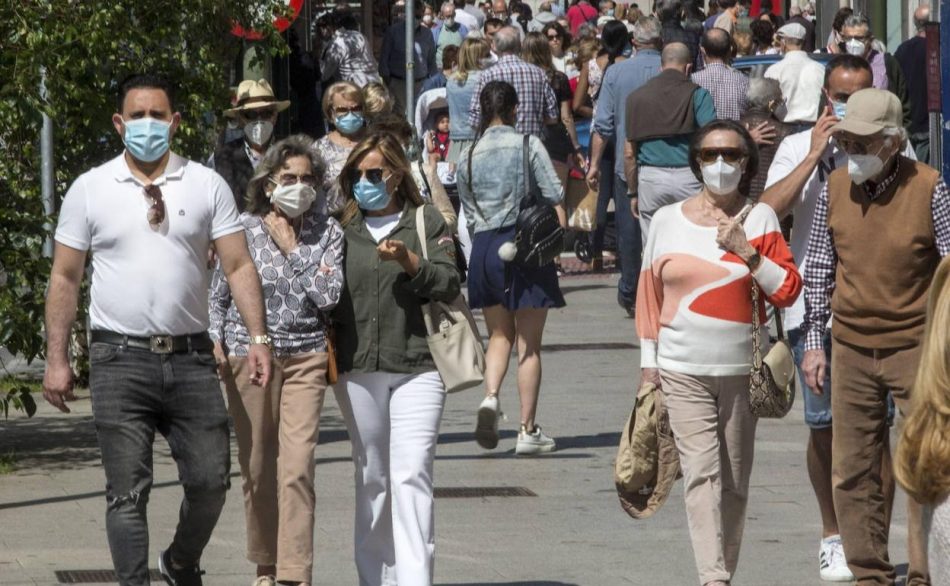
415;205;429;261
522;134;536;208
738;202;765;369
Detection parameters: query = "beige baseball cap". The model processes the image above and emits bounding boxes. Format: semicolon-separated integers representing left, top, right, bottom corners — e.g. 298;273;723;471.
832;88;903;136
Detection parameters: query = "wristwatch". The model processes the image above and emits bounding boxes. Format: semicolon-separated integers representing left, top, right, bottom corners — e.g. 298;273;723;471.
250;334;273;348
746;252;762;272
627;192;638;199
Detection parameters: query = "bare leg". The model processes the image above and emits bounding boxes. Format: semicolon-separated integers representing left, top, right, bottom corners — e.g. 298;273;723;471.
807;428;839;538
482;305;515;398
513;308;548;429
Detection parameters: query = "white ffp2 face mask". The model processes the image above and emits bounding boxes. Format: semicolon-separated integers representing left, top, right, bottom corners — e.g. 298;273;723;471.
845;39;866;56
270;183;317;218
847;154;884;185
702;156;743;195
244;120;274;146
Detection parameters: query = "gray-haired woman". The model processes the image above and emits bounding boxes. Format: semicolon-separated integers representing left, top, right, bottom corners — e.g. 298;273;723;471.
208;135;345;586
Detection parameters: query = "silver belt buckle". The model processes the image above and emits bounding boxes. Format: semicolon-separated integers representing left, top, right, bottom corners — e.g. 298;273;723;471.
150;335;174;354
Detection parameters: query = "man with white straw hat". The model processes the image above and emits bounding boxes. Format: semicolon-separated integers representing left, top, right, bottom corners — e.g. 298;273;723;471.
765;21;825;133
212;79;290;212
801;87;949;585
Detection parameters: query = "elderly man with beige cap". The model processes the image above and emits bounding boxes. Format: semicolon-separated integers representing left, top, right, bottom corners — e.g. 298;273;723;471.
211;79;290;212
765;22;825;133
801;87;950;585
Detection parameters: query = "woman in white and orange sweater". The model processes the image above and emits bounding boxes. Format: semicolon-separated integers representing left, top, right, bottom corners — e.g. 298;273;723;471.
636;120;802;586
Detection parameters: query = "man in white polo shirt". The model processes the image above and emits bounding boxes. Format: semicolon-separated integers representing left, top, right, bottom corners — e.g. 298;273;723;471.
42;73;272;586
765;22;825;133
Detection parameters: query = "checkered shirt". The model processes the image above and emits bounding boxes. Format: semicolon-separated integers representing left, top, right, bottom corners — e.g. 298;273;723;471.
801;162;950;351
691;63;749;122
469;55;558;137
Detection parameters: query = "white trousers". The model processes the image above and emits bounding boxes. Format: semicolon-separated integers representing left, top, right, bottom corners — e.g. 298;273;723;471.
334;371;446;586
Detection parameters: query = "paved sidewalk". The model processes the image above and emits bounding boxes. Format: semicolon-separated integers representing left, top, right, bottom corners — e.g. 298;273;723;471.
0;274;913;585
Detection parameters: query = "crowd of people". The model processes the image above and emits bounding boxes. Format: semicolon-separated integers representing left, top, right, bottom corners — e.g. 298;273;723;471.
39;1;950;586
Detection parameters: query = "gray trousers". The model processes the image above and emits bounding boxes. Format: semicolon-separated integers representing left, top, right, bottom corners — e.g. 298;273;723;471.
637;165;703;246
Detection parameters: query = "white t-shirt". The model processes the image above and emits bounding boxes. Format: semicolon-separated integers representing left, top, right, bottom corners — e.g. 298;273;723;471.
364;211;403;242
55;152;242;336
765;131;917;330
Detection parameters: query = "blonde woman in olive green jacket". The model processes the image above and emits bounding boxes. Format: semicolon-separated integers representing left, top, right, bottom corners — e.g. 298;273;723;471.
332;131;461;586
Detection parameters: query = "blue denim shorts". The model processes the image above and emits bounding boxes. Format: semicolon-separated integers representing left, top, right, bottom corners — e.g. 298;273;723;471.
787;328;833;429
787;328;895;430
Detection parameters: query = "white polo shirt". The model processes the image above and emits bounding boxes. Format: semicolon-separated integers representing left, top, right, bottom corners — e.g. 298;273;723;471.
765;51;826;123
55;152;242;336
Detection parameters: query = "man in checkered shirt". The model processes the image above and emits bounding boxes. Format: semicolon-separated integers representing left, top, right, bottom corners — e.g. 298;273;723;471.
468;25;558;137
690;27;749;121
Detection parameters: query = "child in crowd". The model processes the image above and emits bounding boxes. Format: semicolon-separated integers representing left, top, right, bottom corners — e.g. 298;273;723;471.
425;112;451;164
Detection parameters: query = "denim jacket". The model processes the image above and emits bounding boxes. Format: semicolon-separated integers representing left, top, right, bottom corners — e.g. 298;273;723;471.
456;125;563;234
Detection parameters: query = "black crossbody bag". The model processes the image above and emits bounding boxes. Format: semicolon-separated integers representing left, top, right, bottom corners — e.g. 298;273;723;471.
510;135;564;267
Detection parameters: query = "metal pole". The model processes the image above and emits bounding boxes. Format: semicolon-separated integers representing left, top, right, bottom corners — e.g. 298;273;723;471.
405;0;415;124
40;67;54;258
939;0;949;177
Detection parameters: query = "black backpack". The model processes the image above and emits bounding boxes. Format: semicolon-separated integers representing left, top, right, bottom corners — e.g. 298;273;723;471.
511;135;564;267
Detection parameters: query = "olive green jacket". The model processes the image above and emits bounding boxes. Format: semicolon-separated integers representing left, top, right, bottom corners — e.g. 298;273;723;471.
334;203;461;374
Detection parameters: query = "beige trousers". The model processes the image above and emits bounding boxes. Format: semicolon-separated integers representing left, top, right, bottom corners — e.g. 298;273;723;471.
660;370;758;586
224;352;329;583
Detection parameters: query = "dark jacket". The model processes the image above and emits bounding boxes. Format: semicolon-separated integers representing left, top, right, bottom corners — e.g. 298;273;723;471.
213;138;255;213
334;203;461;374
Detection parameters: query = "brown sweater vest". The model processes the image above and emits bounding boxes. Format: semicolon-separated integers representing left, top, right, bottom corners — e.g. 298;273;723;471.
827;157;941;349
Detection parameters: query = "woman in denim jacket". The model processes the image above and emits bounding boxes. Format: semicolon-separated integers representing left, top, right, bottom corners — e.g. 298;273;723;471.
456;80;565;455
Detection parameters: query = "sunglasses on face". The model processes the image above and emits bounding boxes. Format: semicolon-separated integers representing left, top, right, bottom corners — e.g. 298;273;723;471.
697;147;744;164
243;109;276;121
144;184;165;226
835;137;880;155
272;173;318;187
349;167;390;184
334;105;363;115
547;34;561;41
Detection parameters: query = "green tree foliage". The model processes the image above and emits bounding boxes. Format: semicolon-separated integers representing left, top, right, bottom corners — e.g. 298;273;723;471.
0;1;288;416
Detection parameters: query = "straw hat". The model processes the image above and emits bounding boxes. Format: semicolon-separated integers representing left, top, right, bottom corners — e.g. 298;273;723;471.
225;79;290;118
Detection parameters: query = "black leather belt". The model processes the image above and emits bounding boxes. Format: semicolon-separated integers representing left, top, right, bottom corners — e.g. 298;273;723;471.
90;330;213;354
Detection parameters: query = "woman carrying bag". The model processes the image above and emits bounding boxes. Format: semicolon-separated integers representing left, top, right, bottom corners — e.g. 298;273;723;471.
457;80;565;455
635;120;801;586
331;131;462;586
209;135;344;586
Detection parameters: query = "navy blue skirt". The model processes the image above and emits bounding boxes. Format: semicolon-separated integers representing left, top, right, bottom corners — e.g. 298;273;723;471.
467;226;566;310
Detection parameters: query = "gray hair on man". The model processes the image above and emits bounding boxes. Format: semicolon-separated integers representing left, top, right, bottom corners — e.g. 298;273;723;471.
843;12;872;31
632;15;662;46
746;77;783;110
441;1;455;12
493;25;523;55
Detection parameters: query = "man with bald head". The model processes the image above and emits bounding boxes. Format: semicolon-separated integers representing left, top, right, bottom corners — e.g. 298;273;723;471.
624;41;716;243
895;4;932;163
468;25;558;136
691;27;749;121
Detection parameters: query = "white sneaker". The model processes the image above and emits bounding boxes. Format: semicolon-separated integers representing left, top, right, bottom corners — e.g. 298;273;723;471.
515;424;556;455
475;395;500;449
252;577;275;586
819;535;854;582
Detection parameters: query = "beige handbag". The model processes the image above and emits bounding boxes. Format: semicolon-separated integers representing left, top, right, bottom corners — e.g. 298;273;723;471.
739;203;796;419
415;206;486;393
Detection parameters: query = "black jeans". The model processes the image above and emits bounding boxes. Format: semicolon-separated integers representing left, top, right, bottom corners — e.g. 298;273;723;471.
88;342;230;586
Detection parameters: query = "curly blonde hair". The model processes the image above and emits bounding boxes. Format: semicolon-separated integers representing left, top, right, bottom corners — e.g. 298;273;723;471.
894;255;950;504
362;82;394;120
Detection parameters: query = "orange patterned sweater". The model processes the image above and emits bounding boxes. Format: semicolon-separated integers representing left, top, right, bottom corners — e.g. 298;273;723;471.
636;201;802;376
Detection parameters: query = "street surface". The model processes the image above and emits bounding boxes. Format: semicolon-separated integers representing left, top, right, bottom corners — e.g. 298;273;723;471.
0;273;913;585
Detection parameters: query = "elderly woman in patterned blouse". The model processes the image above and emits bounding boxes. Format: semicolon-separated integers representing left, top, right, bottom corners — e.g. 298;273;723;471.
209;135;344;586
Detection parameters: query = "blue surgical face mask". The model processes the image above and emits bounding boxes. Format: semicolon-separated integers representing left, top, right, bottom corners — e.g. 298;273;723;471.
335;112;365;135
831;100;847;119
353;178;391;211
123;118;171;162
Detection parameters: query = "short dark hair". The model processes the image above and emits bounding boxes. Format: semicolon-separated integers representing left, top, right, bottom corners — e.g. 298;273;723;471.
484;17;505;31
823;54;872;89
688;120;759;189
654;0;683;24
117;73;175;113
718;0;737;9
369;112;414;145
701;27;732;60
832;7;853;33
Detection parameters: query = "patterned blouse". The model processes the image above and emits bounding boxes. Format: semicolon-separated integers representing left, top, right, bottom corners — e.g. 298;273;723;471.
311;135;353;215
208;210;345;357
